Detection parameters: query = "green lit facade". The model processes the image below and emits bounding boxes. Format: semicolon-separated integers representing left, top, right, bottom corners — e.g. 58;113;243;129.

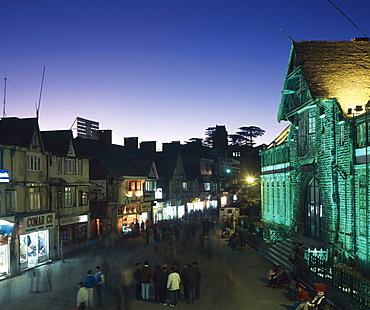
261;40;370;273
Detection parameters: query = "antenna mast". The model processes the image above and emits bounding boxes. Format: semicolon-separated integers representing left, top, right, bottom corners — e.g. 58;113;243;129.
36;65;46;119
272;21;294;42
327;0;368;38
3;78;6;118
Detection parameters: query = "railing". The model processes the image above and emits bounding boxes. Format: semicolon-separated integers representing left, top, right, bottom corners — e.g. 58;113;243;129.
307;255;370;310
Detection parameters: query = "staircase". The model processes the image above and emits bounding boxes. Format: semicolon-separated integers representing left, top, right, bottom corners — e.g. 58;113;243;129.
262;238;296;273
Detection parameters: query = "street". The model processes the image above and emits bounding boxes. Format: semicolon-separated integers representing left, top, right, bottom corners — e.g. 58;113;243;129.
1;227;293;310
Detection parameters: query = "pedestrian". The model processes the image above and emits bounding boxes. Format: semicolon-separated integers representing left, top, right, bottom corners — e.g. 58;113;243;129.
84;270;96;307
167;266;181;307
60;240;66;262
192;261;201;300
133;263;142;300
148;226;154;245
181;264;189;301
100;257;109;289
95;266;105;307
28;269;35;293
152;265;161;301
77;282;88;310
119;266;133;310
172;263;181;298
34;268;41;293
45;264;53;291
158;266;168;305
184;264;198;304
140;261;152;300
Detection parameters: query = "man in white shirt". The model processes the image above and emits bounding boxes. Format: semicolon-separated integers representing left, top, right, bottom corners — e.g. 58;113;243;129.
76;282;88;310
167;267;181;307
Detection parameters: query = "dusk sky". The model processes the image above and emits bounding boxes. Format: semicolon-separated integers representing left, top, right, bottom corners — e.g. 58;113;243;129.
1;0;369;149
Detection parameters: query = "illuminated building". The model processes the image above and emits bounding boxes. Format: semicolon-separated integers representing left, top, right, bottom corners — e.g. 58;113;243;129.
261;39;370;275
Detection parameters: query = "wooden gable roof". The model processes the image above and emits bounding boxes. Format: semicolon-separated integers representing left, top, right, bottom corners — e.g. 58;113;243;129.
278;40;370;121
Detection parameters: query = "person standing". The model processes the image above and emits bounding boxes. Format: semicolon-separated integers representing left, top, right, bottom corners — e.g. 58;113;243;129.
140;261;152;301
185;264;198;304
172;263;181;298
167;266;181;307
60;240;66;263
77;282;88;310
46;265;53;291
34;268;41;293
192;261;201;300
181;264;189;301
84;270;96;308
28;269;35;293
158;266;168;305
95;266;105;307
133;263;142;300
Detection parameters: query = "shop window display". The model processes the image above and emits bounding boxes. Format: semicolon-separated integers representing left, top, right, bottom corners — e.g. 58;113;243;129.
19;230;48;269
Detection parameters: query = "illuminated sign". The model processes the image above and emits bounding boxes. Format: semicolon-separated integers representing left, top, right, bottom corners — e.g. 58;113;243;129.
60;215;88;226
22;212;55;233
0;170;9;183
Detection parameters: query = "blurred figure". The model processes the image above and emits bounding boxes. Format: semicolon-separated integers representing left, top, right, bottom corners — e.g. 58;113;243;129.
133;263;142;300
192;261;201;300
45;264;53;291
119;266;133;310
95;266;105;306
76;282;88;310
158;266;168;305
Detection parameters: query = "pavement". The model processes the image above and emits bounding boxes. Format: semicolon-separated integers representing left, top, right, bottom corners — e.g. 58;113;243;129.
0;228;297;310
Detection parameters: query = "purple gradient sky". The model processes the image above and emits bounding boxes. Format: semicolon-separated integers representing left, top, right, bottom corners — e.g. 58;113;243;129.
0;0;369;149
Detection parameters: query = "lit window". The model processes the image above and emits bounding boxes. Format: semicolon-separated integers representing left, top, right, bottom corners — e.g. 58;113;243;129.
339;124;345;146
65;187;74;207
358;177;367;235
128;181;141;191
145;180;156;191
29;187;41;210
298;109;316;157
79;191;88;206
204;183;211;191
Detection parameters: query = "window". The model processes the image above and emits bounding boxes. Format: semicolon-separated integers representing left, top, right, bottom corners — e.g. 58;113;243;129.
204;182;211;191
65;187;74;207
128;181;141;191
356;121;370;148
79;191;88;206
57;157;62;174
182;181;187;190
145;180;156;191
298;109;316;157
339;124;345;146
57;191;62;208
29;187;41;210
27;154;42;171
64;158;76;174
358;177;367;236
78;159;83;175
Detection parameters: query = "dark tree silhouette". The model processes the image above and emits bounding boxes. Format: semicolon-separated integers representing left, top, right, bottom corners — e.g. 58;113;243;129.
203;126;216;147
235;126;265;146
228;134;245;146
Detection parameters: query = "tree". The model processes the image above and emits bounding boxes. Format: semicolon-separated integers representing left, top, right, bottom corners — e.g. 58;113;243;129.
236;126;265;146
203;126;216;147
228;134;244;146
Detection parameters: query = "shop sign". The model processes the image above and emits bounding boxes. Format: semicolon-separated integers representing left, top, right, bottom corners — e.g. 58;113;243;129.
0;170;9;183
60;215;88;226
141;202;152;212
22;212;55;233
6;190;17;212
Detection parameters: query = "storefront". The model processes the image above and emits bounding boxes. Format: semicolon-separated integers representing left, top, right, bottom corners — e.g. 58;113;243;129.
0;217;14;278
59;214;89;255
18;212;55;270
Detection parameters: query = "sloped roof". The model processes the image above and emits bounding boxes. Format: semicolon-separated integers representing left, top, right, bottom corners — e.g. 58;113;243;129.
0;117;40;148
293;40;370;115
267;125;290;149
74;137;145;177
41;130;73;155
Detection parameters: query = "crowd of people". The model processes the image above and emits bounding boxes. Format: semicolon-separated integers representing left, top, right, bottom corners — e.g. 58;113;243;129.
134;260;202;307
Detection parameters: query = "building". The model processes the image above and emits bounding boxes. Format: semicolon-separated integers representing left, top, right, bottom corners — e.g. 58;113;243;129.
260;38;370;276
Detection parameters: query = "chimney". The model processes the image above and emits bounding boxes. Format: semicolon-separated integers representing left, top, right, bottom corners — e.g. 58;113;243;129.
140;141;157;153
99;130;112;145
124;137;139;149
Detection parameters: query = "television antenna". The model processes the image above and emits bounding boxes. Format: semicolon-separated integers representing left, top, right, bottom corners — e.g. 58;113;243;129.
36;65;46;119
327;0;368;38
272;21;294;42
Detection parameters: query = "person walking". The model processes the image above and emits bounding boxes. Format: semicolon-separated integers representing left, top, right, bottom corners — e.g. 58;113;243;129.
45;264;53;291
60;240;66;263
181;264;189;301
84;270;96;308
167;266;181;307
95;266;105;307
192;261;201;300
34;268;41;293
77;282;88;310
140;261;152;301
133;263;142;300
28;269;35;293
